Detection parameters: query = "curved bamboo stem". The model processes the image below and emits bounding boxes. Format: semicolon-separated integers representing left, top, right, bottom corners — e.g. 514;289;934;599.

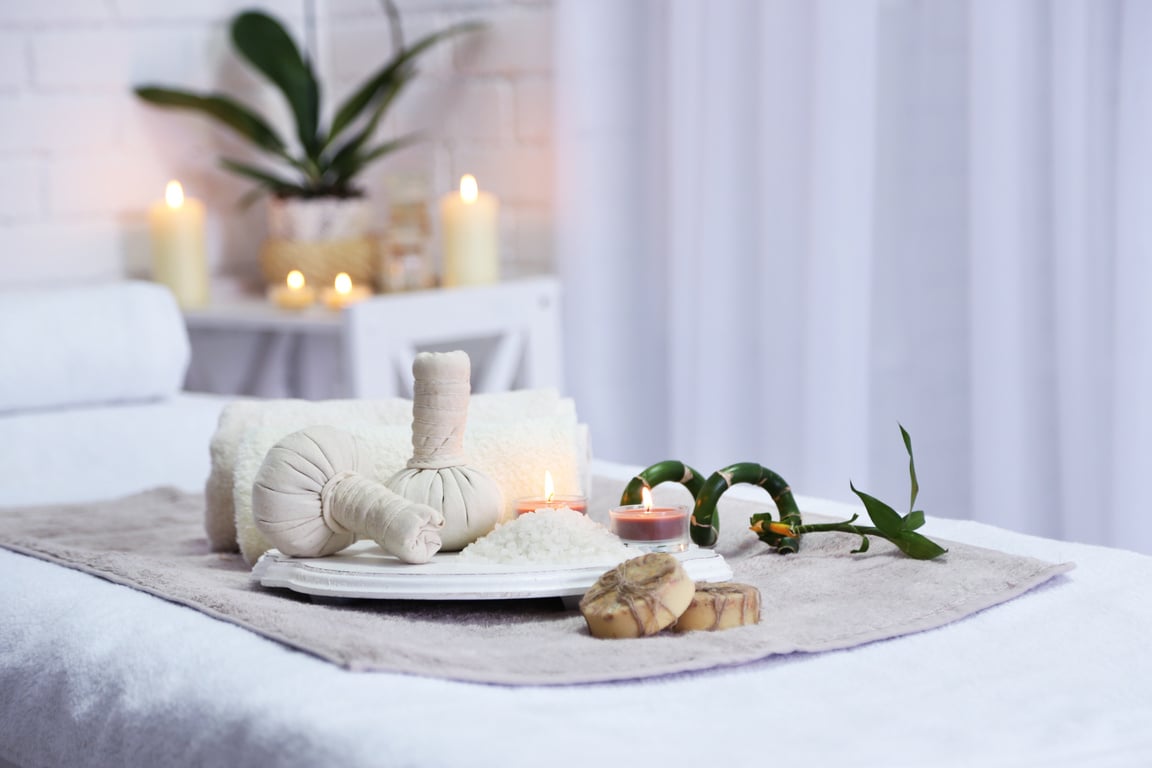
693;463;802;552
619;460;706;506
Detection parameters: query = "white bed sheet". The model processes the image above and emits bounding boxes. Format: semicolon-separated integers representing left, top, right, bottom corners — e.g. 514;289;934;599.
1;396;1151;768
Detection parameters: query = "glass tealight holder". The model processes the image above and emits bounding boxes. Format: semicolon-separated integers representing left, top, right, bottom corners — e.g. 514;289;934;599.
513;495;588;517
608;503;690;553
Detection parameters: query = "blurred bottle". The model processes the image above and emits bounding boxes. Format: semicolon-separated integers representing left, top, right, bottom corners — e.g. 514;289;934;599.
378;175;435;292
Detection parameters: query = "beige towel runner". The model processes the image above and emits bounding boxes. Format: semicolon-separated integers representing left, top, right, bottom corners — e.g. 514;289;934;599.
0;477;1073;686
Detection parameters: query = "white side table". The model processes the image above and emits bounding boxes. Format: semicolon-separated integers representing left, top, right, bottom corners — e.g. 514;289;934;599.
182;299;345;399
181;278;564;400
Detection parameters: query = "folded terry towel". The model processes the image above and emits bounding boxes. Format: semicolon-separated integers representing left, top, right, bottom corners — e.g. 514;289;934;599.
0;281;189;414
204;389;588;560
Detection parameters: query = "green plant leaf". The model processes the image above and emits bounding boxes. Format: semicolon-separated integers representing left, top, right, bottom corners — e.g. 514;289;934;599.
218;158;299;194
890;531;948;560
328;134;418;186
327;21;482;146
235;185;269;209
324;76;411;178
850;535;870;555
350;134;420;172
903;510;926;531
134;87;288;154
850;481;904;537
900;423;919;513
231;11;321;158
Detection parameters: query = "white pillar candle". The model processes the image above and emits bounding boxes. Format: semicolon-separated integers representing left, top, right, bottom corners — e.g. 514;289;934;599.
440;174;499;287
148;180;208;308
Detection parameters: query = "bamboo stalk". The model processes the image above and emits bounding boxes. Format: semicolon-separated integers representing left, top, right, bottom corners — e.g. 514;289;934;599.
619;460;706;506
693;463;802;552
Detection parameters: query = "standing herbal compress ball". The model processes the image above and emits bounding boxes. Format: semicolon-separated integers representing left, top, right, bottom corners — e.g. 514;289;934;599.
385;351;503;551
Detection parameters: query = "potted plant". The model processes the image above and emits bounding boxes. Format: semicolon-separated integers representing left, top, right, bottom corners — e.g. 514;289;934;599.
135;4;479;289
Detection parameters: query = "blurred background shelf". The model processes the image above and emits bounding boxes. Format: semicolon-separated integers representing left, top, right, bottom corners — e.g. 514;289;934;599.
181;277;563;401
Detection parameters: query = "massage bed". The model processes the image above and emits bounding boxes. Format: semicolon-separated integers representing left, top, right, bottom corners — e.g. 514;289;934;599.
1;282;1150;768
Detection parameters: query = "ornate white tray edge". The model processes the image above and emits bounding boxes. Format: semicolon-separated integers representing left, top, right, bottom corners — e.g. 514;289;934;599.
252;543;733;601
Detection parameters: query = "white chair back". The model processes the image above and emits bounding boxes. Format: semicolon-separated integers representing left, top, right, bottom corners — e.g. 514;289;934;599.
342;277;564;397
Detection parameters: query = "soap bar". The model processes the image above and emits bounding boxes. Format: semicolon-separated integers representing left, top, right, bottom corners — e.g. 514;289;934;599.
579;553;695;639
673;582;761;632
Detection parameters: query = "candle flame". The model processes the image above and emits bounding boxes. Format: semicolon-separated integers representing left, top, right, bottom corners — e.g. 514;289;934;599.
460;174;479;204
334;272;352;295
165;180;184;209
286;270;305;290
543;470;555;502
641;486;653;512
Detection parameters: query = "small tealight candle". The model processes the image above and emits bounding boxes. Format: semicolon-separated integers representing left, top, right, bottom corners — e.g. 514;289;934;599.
608;487;689;553
268;270;316;310
322;272;371;309
514;470;587;516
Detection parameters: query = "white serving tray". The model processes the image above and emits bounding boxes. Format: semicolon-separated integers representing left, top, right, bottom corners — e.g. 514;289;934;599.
252;541;733;601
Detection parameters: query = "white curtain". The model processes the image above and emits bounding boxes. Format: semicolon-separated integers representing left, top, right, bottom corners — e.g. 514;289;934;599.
554;0;1152;554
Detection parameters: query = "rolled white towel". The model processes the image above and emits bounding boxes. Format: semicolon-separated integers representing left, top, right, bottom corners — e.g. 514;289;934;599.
205;397;411;551
0;281;189;414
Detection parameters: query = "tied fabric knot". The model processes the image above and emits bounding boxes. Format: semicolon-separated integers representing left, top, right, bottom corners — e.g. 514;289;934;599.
322;469;445;564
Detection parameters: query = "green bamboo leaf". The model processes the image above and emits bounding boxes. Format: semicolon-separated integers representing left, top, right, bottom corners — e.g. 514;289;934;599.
900;423;919;513
850;481;904;537
890;531;948;560
850;535;871;555
232;11;320;157
134;87;288;154
903;510;926;531
328;21;482;145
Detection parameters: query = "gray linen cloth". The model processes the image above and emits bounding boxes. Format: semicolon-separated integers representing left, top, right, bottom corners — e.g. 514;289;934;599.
0;476;1072;685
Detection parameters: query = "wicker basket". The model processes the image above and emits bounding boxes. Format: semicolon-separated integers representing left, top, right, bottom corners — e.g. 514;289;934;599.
260;237;376;289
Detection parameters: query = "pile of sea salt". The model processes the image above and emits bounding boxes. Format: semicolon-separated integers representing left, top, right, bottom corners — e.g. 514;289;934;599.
459;507;633;565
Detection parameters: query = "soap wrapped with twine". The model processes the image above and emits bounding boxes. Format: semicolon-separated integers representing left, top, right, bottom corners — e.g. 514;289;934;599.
386;351;503;551
252;425;444;563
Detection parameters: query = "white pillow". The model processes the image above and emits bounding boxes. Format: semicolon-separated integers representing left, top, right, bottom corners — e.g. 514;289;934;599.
0;281;190;413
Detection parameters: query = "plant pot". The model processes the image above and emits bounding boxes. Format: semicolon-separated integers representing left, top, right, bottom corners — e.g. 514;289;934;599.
260;196;376;289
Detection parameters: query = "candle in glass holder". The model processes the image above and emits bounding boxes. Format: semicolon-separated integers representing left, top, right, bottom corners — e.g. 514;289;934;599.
322;272;371;309
609;487;689;552
268;270;316;309
514;470;587;516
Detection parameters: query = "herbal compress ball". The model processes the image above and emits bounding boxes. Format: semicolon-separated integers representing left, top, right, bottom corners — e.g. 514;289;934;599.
253;425;444;563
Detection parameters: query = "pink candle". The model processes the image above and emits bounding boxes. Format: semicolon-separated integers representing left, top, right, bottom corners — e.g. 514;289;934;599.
609;505;688;539
514;495;588;517
608;494;690;553
515;470;586;516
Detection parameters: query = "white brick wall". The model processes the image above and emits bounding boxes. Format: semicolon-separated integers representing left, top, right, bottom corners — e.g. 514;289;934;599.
0;0;555;291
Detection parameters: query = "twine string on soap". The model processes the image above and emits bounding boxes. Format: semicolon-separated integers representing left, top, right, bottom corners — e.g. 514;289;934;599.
584;555;683;632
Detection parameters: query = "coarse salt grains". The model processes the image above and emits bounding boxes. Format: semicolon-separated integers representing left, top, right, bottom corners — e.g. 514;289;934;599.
459;507;633;565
